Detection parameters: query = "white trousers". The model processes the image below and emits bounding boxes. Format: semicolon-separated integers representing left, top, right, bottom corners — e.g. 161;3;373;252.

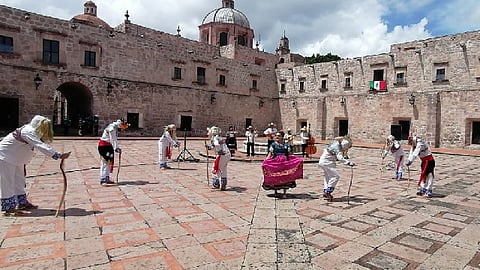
0;160;26;199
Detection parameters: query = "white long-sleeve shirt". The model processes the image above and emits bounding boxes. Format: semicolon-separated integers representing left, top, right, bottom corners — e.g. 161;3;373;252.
0;116;58;165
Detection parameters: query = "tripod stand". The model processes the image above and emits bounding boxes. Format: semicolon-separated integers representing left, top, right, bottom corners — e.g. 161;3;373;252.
175;130;199;162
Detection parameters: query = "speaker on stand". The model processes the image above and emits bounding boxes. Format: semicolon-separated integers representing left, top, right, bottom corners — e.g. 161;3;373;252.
175;116;199;162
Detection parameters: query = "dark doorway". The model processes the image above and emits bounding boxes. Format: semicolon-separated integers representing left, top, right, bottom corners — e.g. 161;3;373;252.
55;82;93;136
472;121;480;144
339;120;348;136
398;120;410;140
0;97;19;136
245;118;252;130
390;124;402;140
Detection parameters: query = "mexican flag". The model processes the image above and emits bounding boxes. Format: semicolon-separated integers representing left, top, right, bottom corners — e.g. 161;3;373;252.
369;80;386;91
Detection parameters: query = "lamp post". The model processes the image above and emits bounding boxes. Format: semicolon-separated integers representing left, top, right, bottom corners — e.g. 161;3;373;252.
259;99;264;108
34;73;42;90
107;82;114;96
408;93;416;106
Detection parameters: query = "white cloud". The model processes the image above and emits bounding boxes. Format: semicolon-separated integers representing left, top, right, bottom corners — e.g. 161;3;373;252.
0;0;475;59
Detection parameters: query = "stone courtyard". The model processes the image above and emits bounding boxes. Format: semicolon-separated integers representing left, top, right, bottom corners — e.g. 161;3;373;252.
0;138;479;269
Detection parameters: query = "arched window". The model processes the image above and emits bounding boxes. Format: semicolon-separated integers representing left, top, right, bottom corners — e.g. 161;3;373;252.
238;35;246;46
219;32;228;46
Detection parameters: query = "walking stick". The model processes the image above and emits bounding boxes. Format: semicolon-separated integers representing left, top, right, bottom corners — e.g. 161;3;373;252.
55;158;67;217
347;166;354;205
116;152;122;184
204;140;209;186
405;165;411;195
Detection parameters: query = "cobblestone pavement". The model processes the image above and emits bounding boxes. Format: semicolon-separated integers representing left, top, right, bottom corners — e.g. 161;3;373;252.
1;138;480;270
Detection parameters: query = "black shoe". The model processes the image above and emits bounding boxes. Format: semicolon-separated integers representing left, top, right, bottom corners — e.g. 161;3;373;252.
101;180;116;186
18;202;38;210
323;193;333;202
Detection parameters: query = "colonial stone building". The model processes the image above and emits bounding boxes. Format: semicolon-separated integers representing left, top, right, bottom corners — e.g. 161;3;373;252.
0;0;280;137
277;31;480;149
1;0;479;149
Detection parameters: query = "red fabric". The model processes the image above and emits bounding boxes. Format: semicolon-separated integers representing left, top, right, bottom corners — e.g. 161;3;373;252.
262;155;303;187
212;156;220;174
418;154;434;185
166;146;171;159
98;140;112;147
396;156;403;171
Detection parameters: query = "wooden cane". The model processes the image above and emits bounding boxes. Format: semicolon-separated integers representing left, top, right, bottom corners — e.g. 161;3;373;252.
116;152;122;184
405;165;411;195
347;166;354;205
55;158;67;217
205;140;209;185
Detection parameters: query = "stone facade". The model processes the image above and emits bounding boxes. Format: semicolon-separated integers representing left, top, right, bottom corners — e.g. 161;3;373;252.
277;31;480;149
0;2;279;137
1;2;479;149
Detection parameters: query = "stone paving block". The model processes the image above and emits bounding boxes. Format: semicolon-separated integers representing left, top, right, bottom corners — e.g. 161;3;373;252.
110;251;183;270
107;241;167;260
355;249;417;269
277;242;311;263
0;258;65;270
378;241;431;263
248;228;276;244
170;244;217;269
102;228;160;250
67;251;110;269
415;244;477;270
203;236;248;260
243;243;277;264
0;242;65;268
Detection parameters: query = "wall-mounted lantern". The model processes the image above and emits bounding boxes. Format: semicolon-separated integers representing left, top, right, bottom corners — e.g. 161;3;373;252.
107;82;114;96
210;94;216;104
408;93;416;106
340;96;346;106
259;98;264;108
34;73;42;90
292;100;297;108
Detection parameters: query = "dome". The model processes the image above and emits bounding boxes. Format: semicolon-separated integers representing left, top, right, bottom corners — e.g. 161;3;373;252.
71;1;112;31
202;7;250;29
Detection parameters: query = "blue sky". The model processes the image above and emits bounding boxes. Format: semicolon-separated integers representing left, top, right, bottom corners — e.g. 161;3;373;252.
1;0;479;58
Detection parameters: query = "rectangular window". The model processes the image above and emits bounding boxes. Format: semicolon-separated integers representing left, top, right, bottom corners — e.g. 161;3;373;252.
197;67;206;84
344;77;351;88
127;113;139;129
321;79;327;89
373;69;384;81
0;35;13;53
252;79;257;89
173;67;182;79
84;51;96;67
43;39;60;64
396;72;405;84
436;68;446;81
219;74;226;86
299;81;305;92
472;121;480;144
280;83;286;93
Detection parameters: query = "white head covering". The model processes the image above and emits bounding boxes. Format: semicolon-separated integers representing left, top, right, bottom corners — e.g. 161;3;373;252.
340;135;353;150
208;126;221;136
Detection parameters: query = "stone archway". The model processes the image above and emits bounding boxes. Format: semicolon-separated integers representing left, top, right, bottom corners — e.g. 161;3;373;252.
54;82;95;136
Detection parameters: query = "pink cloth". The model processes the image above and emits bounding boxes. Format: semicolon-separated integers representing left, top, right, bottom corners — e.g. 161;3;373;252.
262;155;303;187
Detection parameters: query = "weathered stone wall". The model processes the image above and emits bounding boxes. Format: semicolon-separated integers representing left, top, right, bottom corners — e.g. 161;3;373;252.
277;30;480;148
0;5;280;136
